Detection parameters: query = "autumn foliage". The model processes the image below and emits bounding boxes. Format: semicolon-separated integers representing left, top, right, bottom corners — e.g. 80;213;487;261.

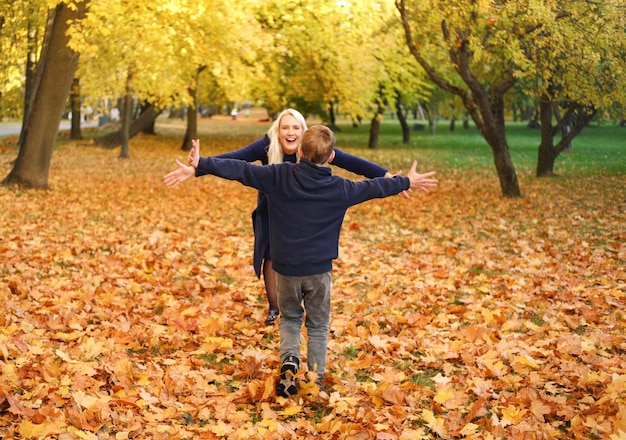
0;122;625;439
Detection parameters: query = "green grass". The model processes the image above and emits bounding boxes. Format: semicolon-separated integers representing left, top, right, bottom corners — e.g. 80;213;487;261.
331;118;625;177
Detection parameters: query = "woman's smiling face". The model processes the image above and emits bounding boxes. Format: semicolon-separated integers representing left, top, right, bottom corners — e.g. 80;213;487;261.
278;113;304;155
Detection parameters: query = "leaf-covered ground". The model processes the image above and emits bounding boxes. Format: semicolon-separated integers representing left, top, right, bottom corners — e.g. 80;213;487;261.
0;122;625;440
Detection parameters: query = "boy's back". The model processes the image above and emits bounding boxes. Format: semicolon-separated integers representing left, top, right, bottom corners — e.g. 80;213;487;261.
201;155;411;276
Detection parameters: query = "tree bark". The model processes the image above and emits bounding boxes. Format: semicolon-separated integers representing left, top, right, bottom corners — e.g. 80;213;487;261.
19;13;40;146
182;89;198;152
536;96;596;177
69;77;82;140
395;91;410;144
327;102;340;132
3;2;88;189
478;92;521;197
181;67;206;151
537;96;557;176
119;90;132;158
369;99;385;149
141;101;156;135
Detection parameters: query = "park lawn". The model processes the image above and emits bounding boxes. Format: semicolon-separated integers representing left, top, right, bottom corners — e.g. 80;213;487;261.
0;118;624;439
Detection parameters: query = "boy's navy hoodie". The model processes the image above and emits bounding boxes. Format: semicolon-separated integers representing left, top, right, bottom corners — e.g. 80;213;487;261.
198;156;410;277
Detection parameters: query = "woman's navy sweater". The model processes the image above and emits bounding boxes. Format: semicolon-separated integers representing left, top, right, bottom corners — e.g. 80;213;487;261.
195;135;389;278
197;156;410;277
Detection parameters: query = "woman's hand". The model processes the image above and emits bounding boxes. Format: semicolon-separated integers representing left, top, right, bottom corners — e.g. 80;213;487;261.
163;159;195;188
188;139;200;168
406;161;438;192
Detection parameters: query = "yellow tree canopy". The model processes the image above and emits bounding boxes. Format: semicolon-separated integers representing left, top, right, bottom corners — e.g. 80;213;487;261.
0;0;48;116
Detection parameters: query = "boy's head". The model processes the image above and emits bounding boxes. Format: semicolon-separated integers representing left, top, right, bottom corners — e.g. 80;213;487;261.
300;125;335;164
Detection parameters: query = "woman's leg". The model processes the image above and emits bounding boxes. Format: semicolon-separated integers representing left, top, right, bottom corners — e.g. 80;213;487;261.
263;259;279;325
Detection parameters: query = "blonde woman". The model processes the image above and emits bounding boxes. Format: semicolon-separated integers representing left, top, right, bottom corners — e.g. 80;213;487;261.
164;109;397;326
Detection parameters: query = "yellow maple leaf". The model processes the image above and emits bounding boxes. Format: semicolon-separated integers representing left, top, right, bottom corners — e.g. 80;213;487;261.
67;426;98;440
460;423;480;436
72;389;110;409
434;388;455;405
281;405;302;416
500;405;527;427
513;355;541;370
211;419;234;436
203;336;233;351
18;419;66;437
422;408;447;437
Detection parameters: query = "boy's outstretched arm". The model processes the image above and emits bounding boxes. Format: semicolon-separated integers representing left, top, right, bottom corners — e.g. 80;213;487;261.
385;171;410;199
406;161;438;192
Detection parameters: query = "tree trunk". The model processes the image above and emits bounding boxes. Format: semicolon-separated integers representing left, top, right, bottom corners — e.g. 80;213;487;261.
395;91;410;144
536;97;556;177
93;104;159;149
3;3;88;189
422;102;439;135
536;98;596;177
492;145;521;197
119;81;132;159
480;95;521;197
368;99;385;149
69;77;82;140
327;102;340;132
181;88;198;151
449;117;456;131
19;14;40;146
369;117;380;150
141;101;156;135
181;68;207;151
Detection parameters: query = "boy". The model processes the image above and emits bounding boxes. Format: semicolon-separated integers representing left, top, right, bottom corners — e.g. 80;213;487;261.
178;125;437;397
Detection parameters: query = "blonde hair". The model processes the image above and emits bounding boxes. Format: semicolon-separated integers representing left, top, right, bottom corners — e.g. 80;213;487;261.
301;125;335;164
266;108;308;165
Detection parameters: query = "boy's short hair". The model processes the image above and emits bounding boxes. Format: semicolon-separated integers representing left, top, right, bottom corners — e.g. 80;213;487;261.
301;125;335;164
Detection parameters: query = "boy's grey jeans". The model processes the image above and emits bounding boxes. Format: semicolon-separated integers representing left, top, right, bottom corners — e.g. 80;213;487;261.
276;272;331;380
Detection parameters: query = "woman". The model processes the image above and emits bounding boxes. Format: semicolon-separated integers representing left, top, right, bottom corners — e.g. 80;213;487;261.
164;109;401;326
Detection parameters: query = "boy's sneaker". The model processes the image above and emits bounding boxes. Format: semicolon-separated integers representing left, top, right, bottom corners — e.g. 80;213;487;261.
264;310;279;326
276;356;299;398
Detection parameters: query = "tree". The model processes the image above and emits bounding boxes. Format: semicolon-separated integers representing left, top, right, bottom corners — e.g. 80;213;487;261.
0;0;47;124
522;0;626;176
369;86;386;149
396;0;626;193
371;8;428;146
537;96;596;176
3;1;88;189
252;1;387;122
72;1;179;156
396;0;522;197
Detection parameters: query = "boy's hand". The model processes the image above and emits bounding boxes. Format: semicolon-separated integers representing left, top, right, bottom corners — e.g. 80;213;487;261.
188;139;200;168
163;159;195;188
406;161;438;192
